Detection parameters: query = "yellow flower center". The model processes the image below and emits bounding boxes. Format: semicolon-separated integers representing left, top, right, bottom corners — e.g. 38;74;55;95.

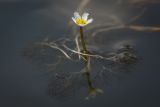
76;18;87;25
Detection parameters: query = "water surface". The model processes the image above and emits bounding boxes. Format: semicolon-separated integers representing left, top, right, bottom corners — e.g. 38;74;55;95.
0;0;160;107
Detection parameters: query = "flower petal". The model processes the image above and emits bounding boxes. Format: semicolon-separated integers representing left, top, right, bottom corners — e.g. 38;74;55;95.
87;18;93;24
74;12;81;19
82;12;89;20
72;17;76;23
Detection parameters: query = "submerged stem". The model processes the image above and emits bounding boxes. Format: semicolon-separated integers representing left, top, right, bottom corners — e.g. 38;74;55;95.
79;26;94;90
79;26;90;70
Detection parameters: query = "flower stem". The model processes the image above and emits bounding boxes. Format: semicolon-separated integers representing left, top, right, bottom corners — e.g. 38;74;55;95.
86;71;94;89
79;27;88;54
79;26;94;90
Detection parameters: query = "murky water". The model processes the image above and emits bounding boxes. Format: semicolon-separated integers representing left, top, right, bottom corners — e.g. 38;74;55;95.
0;0;160;107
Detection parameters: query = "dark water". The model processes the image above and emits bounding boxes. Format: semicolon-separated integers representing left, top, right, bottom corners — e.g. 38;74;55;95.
1;0;160;107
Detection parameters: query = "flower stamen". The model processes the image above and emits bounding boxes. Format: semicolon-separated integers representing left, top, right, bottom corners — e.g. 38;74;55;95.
76;18;87;25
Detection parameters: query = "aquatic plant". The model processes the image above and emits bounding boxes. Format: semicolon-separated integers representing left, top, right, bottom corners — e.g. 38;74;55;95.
23;0;160;100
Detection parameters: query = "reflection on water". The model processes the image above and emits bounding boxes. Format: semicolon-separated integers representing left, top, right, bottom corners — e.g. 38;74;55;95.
23;0;160;100
24;41;138;100
23;26;138;100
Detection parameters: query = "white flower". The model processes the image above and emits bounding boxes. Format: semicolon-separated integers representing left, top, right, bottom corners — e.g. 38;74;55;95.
72;12;93;27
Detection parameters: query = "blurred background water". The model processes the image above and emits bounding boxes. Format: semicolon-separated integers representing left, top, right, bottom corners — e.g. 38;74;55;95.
0;0;160;107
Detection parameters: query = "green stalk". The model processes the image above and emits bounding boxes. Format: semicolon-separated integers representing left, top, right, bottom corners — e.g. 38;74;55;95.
86;72;94;89
79;27;88;54
79;26;94;89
